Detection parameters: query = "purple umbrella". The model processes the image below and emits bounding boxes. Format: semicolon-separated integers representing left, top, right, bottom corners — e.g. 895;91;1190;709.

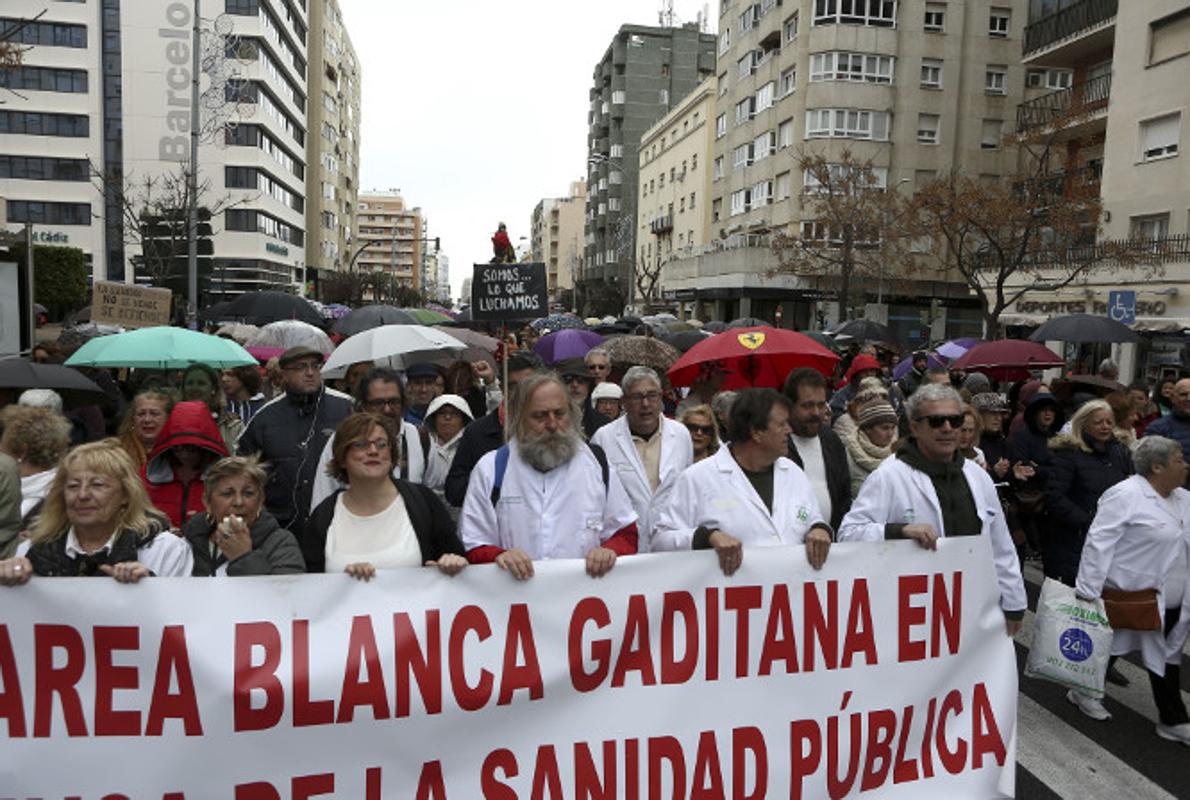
892;351;946;380
532;329;604;365
936;338;985;360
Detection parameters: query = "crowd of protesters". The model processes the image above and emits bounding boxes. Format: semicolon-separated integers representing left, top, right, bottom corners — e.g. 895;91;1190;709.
0;330;1187;746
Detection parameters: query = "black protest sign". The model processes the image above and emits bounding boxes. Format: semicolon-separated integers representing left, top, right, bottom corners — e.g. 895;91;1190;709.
470;262;548;320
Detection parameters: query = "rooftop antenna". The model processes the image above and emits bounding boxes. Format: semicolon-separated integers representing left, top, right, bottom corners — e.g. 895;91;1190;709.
659;0;676;27
700;3;710;32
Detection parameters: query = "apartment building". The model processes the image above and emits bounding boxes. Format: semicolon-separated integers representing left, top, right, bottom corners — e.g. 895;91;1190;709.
667;0;1025;335
305;0;361;281
637;77;716;306
583;24;717;308
531;179;587;304
356;190;423;292
1007;0;1190;379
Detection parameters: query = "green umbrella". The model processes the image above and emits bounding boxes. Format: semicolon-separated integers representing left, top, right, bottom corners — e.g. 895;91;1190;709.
401;307;453;325
64;326;257;369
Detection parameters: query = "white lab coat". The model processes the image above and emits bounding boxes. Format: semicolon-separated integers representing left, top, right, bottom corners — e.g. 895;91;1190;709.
590;416;693;552
458;439;638;559
837;455;1027;613
652;447;826;551
1075;475;1190;674
309;421;425;513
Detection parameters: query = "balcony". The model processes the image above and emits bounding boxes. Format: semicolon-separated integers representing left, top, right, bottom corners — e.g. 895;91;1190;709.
651;215;673;235
1016;72;1111;134
1013;161;1102;204
1023;0;1116;64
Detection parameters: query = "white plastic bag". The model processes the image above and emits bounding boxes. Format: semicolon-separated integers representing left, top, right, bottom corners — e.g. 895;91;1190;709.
1025;578;1112;697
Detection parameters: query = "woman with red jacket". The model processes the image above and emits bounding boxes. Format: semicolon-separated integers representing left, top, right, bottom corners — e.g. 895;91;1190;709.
139;400;229;529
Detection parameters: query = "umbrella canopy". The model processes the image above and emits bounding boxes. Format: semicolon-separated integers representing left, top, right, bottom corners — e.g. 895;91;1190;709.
64;327;256;369
1028;313;1139;344
951;339;1065;380
892;351;946;380
603;335;682;373
801;331;842;353
402;307;453;325
532;329;603;365
441;327;499;367
0;358;106;408
246;320;334;355
664;321;700;333
662;330;709;353
57;323;122;350
726;316;768;329
668;327;840;389
831;318;899;345
322;325;466;378
702;321;728;333
1063;374;1125;394
333;305;418;336
214;322;259;344
935;338;985;360
531;313;586;332
220;291;323;326
591;323;632;337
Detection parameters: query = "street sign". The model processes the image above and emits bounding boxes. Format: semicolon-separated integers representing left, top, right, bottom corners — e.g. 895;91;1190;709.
1107;290;1136;326
470;262;548;321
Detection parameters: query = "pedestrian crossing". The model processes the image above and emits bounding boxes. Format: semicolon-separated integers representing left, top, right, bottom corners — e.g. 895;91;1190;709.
1013;562;1190;799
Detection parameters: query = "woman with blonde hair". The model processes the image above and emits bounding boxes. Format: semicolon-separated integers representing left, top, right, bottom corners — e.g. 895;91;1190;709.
117;387;176;469
0;439;192;584
678;404;720;462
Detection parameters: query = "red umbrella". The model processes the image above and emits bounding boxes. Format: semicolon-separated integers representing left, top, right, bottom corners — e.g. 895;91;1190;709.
667;326;839;389
951;339;1065;381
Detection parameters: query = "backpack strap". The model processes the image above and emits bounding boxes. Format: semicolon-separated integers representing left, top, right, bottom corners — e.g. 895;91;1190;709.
418;426;431;461
588;443;610;496
489;444;511;506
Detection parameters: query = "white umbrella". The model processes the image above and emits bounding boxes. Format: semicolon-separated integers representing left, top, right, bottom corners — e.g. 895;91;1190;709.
321;324;466;378
246;320;334;354
215;322;259;344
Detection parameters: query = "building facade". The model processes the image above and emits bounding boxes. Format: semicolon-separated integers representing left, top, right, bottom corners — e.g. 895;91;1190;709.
305;0;361;284
583;23;717;310
356;190;423;292
531;179;587;305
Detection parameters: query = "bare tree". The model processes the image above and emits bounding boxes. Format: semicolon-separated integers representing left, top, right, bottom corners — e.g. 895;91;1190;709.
0;11;45;90
771;149;917;321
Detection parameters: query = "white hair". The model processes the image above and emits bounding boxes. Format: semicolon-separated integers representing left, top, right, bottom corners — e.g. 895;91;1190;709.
621;366;661;393
19;388;64;414
1134;436;1181;476
905;383;962;419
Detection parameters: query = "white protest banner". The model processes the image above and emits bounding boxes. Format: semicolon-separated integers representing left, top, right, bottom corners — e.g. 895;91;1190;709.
0;539;1017;799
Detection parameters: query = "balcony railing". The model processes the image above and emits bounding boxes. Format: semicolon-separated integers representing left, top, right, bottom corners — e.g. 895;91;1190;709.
650;215;673;235
1013;162;1103;202
1023;0;1117;56
1025;233;1190;268
1016;72;1111;133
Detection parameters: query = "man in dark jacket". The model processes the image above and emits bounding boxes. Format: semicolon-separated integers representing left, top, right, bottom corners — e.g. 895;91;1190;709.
237;346;353;547
1144;377;1190;487
558;357;612;438
782;367;852;531
897;351;930;398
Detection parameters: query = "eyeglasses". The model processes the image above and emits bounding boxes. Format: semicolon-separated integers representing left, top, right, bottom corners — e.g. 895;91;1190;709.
686;423;714;436
562;374;590;384
364;398;402;411
349;438;390;453
914;414;966;429
624;391;662;404
284;361;321;374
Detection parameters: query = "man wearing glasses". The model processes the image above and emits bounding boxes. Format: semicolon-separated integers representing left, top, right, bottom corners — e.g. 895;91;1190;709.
309;367;427;513
837;383;1026;635
592;366;693;552
237;346;352;562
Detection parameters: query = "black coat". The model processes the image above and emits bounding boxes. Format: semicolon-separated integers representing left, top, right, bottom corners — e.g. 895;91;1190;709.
305;479;464;573
1042;433;1134;583
786;426;852;532
445;409;503;507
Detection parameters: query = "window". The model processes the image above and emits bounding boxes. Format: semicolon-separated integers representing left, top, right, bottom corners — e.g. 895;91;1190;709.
719;26;731;55
1131;214;1170;240
689;193;695;209
716;113;727;138
610;143;623;158
733;143;754;168
730;189;750;216
609;197;621;211
981;119;1003;149
660;89;669;105
917;113;940;144
753;131;775;162
691;153;697;170
753;180;773;206
713;156;724;180
778;118;794;148
740;4;759;31
611;90;625;104
809;52;894;84
0;110;88;137
805;108;891;141
736;96;756;123
755;81;775;113
712;198;722;222
784;13;799;42
1150;9;1190;64
1140;112;1181;161
985;66;1007;95
1026;68;1072;89
813;0;896;27
0;18;87;48
718;72;729;96
989;8;1010;37
803;163;889;193
0;66;87;93
920;58;942;88
679;197;685;213
738;51;758;79
924;3;945;32
6;200;91;225
915;169;937;188
775;171;792;200
0;154;88;181
779;66;797;97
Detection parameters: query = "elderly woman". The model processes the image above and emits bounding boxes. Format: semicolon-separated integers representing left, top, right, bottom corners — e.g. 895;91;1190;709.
182;455;305;575
842;399;898;495
0;439;193;584
422;394;474;517
118;388;175;468
182;363;245;450
1067;436;1190;743
306;412;467;578
140;400;230;530
1045;398;1134;586
679;404;720;463
957;404;986;468
592;382;624;420
0;406;72;532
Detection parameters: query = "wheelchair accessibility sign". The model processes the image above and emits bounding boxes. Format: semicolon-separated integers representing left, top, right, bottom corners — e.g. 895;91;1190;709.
1107;290;1136;325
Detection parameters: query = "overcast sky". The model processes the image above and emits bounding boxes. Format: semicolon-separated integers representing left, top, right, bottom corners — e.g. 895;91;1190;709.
344;0;717;302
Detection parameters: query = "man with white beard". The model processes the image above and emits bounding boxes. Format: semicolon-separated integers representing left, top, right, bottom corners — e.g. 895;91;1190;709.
459;372;639;580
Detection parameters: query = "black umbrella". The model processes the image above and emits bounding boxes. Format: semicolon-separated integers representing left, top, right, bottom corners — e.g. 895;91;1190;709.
592;323;632;337
702;321;728;333
0;357;106;407
831;318;899;345
1028;313;1139;344
727;316;767;329
333;305;418;336
219;291;323;326
663;330;708;353
199;300;234;323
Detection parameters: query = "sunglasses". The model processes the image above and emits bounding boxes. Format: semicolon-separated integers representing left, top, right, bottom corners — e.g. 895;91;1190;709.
914;414;966;429
686;423;715;436
562;374;591;384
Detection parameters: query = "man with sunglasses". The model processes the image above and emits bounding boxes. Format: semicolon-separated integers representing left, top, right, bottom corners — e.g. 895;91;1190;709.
557;357;611;438
592;366;693;552
837;383;1026;635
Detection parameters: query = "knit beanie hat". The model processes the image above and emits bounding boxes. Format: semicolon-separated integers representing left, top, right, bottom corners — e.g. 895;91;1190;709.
963;372;992;394
857;401;898;429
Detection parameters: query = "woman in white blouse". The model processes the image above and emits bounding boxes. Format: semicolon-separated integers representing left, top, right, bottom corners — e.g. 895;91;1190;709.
306;413;466;579
1070;435;1190;745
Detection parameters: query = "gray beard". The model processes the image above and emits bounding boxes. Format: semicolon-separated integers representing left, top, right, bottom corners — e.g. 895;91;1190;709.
520;427;582;472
